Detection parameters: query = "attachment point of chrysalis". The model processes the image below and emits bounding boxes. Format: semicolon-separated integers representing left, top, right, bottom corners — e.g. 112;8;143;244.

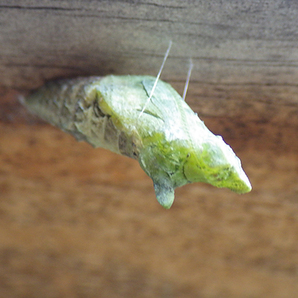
138;40;173;119
182;58;193;101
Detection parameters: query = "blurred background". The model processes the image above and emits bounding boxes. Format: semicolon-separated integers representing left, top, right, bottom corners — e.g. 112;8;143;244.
1;1;298;297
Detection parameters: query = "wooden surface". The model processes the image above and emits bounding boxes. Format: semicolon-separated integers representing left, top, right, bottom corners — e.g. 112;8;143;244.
1;1;298;297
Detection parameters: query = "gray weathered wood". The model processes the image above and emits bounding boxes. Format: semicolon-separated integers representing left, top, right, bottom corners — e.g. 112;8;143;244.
1;0;298;148
1;1;298;97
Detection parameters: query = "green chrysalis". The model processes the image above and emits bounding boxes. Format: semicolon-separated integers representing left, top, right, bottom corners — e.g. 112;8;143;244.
24;48;251;209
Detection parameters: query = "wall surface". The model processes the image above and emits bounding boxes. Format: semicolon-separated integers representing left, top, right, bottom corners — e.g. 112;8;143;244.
1;1;298;297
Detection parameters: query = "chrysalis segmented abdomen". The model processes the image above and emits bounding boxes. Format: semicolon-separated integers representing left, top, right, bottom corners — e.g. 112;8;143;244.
25;77;134;157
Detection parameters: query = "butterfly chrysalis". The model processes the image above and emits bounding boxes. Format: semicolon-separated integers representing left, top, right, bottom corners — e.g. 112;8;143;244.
24;43;252;209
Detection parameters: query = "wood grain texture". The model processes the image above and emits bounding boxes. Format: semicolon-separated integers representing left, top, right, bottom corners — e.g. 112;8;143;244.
1;1;298;297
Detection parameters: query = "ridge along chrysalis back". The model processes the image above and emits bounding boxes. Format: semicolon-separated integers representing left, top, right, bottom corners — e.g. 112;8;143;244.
23;42;252;209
